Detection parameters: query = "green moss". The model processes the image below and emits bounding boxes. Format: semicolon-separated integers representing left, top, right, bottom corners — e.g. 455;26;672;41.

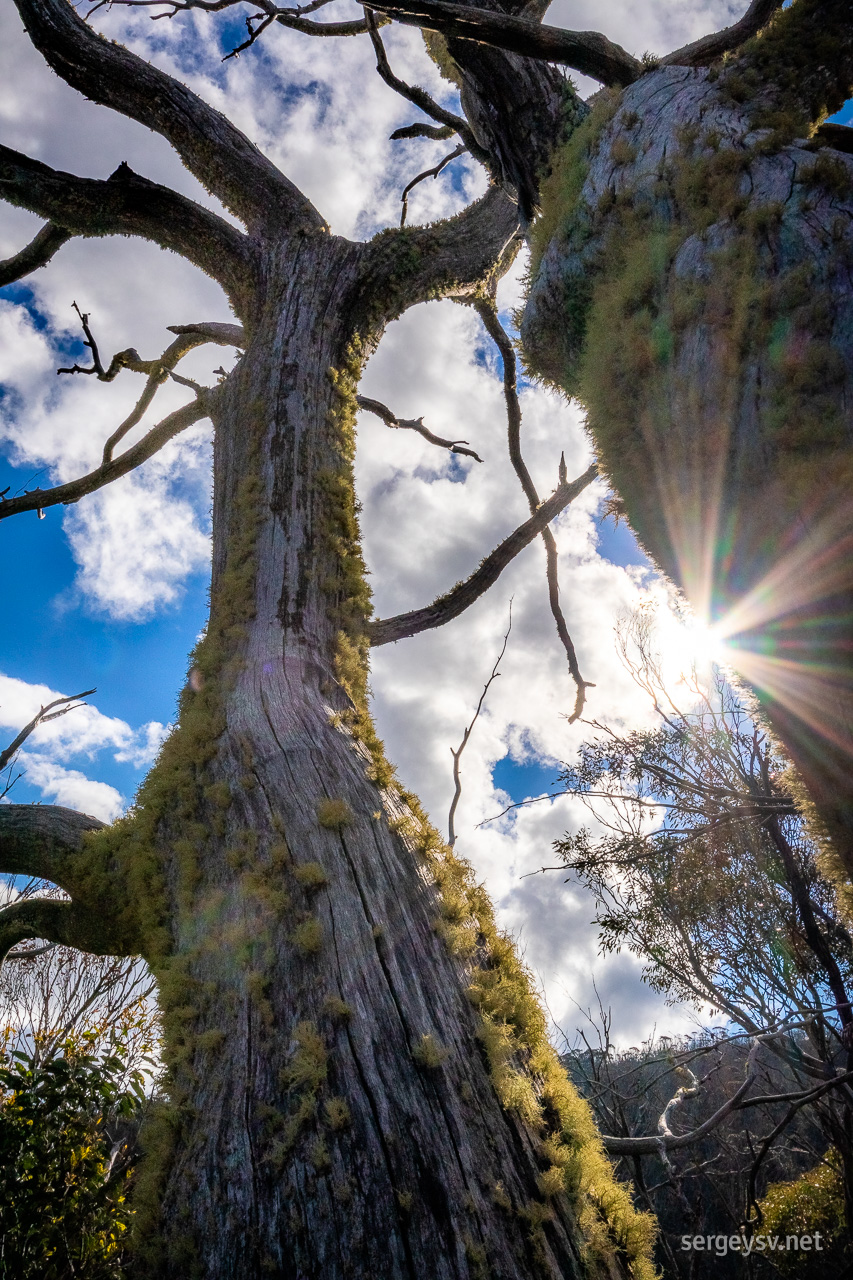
725;0;853;130
529;92;619;281
281;1022;327;1093
528;105;853;611
310;1138;331;1174
800;151;851;198
290;916;324;955
293;861;330;890
386;787;657;1277
421;30;462;88
322;995;352;1022
323;1096;351;1131
411;1033;450;1070
316;799;352;830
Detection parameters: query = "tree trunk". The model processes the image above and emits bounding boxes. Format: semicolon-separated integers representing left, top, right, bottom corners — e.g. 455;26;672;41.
82;232;640;1279
522;59;853;885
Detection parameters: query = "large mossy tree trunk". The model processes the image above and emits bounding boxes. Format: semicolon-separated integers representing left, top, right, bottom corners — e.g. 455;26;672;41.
522;0;853;889
38;224;648;1278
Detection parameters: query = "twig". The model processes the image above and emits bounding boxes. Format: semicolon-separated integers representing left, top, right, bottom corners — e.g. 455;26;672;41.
364;9;487;162
0;690;96;776
448;605;512;848
400;144;465;227
474;298;595;722
357;394;482;462
57;301;106;377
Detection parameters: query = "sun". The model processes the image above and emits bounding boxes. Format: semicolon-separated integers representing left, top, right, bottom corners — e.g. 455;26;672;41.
659;610;729;681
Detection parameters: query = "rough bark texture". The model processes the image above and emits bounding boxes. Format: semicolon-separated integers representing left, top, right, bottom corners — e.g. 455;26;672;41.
522;50;853;889
116;237;583;1277
103;228;644;1278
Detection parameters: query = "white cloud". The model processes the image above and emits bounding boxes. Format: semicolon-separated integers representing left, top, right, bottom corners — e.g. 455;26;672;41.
16;753;124;823
114;720;172;769
0;674;170;814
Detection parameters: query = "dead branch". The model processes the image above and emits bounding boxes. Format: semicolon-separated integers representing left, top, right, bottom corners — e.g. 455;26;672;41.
602;1042;762;1155
0;148;253;309
0;691;96;777
448;604;511;848
365;10;487;162
399;144;466;227
57;301;108;377
368;463;597;645
743;1068;853;1224
474;298;594;722
102;0;386;45
356;394;482;461
0;395;214;522
0;222;72;287
15;0;322;236
662;0;784;69
365;0;642;86
55;313;244;464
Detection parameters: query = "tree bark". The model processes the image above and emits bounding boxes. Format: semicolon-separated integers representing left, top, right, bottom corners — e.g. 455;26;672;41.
522;46;853;883
9;224;634;1278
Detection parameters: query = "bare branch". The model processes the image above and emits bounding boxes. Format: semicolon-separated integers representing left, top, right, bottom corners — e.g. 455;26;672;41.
57;301;107;377
0;148;253;309
474;298;594;721
116;0;388;48
167;322;246;346
368;464;597;645
366;0;642;86
0;394;213;522
55;313;244;463
448;605;511;848
365;10;487;161
0;691;96;776
0;222;72;288
275;11;376;36
602;1053;758;1155
662;0;784;68
356;394;482;461
399;144;465;227
14;0;323;235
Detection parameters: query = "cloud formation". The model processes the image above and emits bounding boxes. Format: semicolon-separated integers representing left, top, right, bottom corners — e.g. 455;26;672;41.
0;673;169;820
